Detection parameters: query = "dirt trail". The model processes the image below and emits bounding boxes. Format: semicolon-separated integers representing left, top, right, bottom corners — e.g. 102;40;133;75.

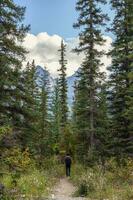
50;178;86;200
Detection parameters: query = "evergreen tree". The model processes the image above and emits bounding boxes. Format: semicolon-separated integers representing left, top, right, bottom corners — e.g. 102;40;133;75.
22;60;40;148
72;75;89;161
0;0;29;127
50;78;61;145
58;40;68;128
108;0;133;158
96;83;110;162
37;68;50;156
73;0;108;161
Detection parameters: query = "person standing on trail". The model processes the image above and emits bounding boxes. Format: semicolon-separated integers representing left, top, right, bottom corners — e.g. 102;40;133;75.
64;154;72;177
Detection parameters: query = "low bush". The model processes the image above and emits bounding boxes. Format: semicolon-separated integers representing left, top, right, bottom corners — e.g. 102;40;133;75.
71;159;133;200
1;156;64;199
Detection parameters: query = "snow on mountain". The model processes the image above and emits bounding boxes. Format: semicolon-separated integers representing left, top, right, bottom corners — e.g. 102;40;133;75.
67;70;79;106
35;65;79;106
36;65;55;90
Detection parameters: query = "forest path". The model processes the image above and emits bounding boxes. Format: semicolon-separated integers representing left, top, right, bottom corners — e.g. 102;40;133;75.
50;178;86;200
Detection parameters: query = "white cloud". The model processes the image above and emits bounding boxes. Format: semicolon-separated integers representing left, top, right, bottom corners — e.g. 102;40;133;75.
22;32;112;77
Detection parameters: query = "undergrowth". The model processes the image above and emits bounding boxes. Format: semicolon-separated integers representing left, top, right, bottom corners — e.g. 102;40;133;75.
0;156;64;199
71;158;133;200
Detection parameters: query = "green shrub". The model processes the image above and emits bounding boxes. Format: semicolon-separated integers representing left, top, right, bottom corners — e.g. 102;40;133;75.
76;181;88;197
71;160;133;200
4;147;31;172
1;157;64;199
18;169;50;197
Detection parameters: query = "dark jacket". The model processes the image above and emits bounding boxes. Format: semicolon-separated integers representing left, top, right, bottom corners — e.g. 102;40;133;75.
65;156;72;167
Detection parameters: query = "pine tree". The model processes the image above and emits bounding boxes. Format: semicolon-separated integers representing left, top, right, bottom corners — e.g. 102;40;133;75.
108;0;133;158
73;0;109;161
50;78;61;145
22;60;40;148
72;75;90;161
37;68;50;156
58;40;68;129
96;83;110;162
0;0;29;127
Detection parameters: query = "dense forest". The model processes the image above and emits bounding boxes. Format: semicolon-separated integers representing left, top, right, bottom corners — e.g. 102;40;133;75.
0;0;133;199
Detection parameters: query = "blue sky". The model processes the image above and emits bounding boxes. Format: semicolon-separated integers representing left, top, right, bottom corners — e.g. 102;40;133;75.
14;0;78;38
14;0;114;39
15;0;113;76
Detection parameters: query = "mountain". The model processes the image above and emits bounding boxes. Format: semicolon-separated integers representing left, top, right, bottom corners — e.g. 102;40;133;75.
35;65;78;106
36;65;55;90
67;70;78;106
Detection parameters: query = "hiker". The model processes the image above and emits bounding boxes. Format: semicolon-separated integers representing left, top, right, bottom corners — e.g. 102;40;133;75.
64;154;72;177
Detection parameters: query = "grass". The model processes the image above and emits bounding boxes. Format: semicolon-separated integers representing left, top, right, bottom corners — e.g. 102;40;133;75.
1;156;133;200
71;159;133;200
1;158;64;199
2;169;50;198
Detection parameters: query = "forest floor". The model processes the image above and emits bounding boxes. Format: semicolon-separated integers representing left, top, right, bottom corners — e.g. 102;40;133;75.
50;178;86;200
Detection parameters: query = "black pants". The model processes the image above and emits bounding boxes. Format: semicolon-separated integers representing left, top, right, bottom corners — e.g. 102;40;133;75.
66;165;71;176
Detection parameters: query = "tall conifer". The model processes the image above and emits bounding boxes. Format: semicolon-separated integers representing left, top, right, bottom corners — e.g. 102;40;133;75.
108;0;133;158
50;78;61;144
58;40;68;129
73;0;108;161
0;0;29;127
37;68;50;156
